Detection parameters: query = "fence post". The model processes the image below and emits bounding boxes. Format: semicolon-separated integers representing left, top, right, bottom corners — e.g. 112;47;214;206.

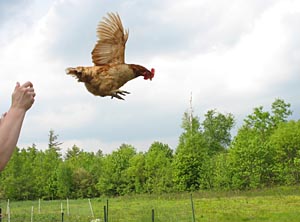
106;199;109;222
61;202;64;222
7;199;10;222
67;198;70;216
88;199;94;218
38;199;41;214
31;206;34;222
152;209;155;222
190;194;196;222
104;206;107;222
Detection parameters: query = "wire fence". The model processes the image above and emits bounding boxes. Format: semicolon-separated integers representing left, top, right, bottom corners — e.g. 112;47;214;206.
0;194;197;222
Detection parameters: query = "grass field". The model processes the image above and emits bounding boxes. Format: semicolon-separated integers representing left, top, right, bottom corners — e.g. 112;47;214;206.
1;186;300;222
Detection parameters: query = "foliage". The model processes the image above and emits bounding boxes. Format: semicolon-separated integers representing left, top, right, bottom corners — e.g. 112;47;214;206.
0;99;299;199
144;142;173;193
228;99;293;189
268;120;300;185
97;144;136;196
202;110;235;154
173;112;209;191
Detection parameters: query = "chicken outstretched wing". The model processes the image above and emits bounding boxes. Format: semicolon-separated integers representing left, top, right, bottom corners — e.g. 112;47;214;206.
92;12;129;65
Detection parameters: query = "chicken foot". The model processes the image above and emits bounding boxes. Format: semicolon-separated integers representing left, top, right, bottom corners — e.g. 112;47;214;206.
110;89;130;100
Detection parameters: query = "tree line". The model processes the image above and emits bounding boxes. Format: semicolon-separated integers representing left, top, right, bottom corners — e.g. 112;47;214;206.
0;98;299;200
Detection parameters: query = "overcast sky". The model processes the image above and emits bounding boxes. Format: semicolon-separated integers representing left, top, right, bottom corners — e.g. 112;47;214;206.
0;0;299;154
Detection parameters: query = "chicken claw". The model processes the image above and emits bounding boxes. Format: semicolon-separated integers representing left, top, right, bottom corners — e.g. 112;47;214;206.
110;90;130;100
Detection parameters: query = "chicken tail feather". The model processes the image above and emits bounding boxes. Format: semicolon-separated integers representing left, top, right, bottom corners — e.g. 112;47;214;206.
66;67;91;83
65;67;78;75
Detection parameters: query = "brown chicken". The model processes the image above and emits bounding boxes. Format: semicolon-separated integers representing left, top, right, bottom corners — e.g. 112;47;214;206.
66;12;155;100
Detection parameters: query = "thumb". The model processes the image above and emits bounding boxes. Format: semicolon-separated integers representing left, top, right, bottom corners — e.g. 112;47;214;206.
15;82;20;90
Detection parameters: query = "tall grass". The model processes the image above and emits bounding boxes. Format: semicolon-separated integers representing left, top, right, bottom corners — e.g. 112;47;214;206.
0;186;300;222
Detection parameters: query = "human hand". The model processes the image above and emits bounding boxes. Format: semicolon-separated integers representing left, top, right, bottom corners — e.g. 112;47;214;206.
11;82;36;111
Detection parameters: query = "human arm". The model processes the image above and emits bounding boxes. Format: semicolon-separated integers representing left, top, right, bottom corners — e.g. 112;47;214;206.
0;82;35;171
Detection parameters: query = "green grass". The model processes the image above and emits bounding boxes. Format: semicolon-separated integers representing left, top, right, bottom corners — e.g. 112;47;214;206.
1;186;300;222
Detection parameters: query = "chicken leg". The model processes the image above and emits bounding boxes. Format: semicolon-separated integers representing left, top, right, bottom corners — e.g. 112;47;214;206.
110;89;130;100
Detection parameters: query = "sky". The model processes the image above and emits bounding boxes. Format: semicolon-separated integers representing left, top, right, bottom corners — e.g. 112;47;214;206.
0;0;299;155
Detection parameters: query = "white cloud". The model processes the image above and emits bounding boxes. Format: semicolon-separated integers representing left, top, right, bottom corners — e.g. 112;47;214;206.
1;0;300;154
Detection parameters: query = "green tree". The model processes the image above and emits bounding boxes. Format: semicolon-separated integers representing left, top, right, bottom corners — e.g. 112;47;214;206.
65;145;95;171
32;148;49;198
126;152;146;193
64;145;100;198
0;148;27;199
41;130;63;199
244;99;292;138
211;152;232;189
65;145;81;159
97;144;136;196
202;110;235;155
229;127;274;189
48;129;63;154
0;146;42;200
72;167;94;198
269;120;300;184
144;142;173;193
228;99;293;189
173;112;209;191
271;98;293;127
56;162;73;198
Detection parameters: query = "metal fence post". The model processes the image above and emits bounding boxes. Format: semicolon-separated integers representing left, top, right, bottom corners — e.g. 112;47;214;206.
152;209;155;222
106;199;109;222
104;206;107;222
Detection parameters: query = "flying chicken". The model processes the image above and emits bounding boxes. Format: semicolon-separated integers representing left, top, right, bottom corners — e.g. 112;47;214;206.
66;12;155;100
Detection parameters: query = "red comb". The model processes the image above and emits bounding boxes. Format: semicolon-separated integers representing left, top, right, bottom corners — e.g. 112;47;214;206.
150;68;155;79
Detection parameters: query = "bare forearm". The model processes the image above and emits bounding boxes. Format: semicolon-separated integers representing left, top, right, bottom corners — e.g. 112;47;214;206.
0;107;26;170
0;81;35;171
